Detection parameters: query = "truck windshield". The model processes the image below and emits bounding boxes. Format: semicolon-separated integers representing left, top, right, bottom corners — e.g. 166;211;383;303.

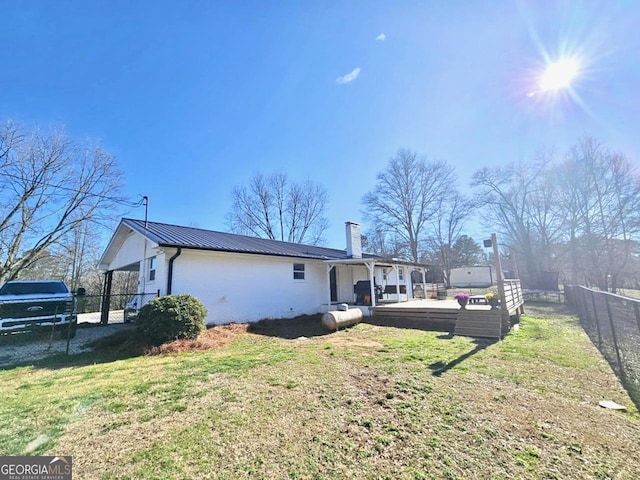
0;282;69;295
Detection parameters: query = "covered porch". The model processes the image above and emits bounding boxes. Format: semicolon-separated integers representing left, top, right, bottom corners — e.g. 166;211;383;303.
322;257;431;316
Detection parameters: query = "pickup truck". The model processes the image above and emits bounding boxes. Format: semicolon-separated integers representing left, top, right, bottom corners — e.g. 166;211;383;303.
0;280;79;338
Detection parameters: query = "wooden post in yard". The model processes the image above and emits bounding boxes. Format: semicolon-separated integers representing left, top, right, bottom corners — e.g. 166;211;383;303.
491;233;510;335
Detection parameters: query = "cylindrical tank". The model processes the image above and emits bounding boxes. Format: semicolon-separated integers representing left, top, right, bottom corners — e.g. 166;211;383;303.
322;308;363;331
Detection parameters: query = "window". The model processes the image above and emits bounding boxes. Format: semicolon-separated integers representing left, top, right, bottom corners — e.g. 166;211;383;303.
382;269;387;281
398;268;404;281
149;256;156;282
293;263;305;280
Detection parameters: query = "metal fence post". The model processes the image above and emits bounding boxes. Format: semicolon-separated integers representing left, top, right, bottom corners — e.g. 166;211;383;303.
582;288;592;336
604;294;625;381
578;287;589;328
566;286;640;410
589;289;602;348
65;313;73;355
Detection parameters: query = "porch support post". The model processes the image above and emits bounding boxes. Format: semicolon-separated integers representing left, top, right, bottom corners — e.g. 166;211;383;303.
394;265;401;303
422;268;428;299
366;261;376;307
100;270;113;325
391;264;400;303
407;267;414;301
326;263;334;312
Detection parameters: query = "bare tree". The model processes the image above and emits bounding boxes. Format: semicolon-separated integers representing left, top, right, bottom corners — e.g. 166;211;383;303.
14;248;71;281
425;192;473;286
472;139;640;292
362;149;456;263
363;223;409;259
226;172;329;245
471;151;560;281
557;137;640;291
0;122;125;283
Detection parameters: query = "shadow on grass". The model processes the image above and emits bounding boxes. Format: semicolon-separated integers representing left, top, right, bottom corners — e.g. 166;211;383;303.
2;315;334;370
0;328;148;371
428;337;497;377
247;314;332;340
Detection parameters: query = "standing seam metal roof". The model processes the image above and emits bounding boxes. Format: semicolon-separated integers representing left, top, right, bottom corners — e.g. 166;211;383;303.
123;218;377;261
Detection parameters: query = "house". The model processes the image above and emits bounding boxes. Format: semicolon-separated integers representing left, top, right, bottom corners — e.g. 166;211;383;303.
98;219;430;325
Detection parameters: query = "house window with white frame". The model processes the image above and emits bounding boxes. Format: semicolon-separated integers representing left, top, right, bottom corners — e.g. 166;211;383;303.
148;256;156;282
398;268;404;281
382;269;387;281
293;263;305;280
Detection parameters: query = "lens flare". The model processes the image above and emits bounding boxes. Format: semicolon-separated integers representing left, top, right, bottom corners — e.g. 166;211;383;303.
539;59;579;91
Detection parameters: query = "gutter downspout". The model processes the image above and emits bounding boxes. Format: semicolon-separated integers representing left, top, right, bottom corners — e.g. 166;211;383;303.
167;247;182;295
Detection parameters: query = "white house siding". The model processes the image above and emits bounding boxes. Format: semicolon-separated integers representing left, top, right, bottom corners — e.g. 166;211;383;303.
352;267;370;284
335;265;355;304
140;251;166;296
108;231;156;271
169;249;328;325
381;268;408;287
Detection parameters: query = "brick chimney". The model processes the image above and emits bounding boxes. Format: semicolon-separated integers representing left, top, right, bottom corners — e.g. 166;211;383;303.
345;222;362;258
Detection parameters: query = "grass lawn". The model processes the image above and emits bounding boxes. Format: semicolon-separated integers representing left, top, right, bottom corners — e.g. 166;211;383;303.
1;303;639;479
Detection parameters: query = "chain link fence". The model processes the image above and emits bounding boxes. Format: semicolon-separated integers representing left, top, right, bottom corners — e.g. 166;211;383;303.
77;292;159;324
565;285;640;408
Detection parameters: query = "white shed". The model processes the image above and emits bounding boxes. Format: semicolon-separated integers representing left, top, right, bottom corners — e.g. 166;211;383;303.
98;219;429;325
449;266;495;288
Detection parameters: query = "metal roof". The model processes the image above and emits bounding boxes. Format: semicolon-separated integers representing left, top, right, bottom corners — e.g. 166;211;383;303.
122;218;377;261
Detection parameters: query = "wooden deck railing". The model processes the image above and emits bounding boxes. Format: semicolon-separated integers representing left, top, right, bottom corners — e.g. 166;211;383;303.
503;279;524;314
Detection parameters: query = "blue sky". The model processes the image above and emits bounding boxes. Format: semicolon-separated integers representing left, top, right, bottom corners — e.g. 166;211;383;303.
2;1;639;249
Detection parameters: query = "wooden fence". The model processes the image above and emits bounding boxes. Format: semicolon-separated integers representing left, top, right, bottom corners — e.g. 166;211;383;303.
565;285;640;408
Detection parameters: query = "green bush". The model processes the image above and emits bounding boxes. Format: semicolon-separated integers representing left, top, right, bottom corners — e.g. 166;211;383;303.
136;294;207;345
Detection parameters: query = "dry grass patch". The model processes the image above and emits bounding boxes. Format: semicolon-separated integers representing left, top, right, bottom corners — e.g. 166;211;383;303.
147;323;249;355
2;304;640;479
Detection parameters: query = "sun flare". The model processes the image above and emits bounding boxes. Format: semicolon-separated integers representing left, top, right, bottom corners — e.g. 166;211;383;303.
539;58;579;92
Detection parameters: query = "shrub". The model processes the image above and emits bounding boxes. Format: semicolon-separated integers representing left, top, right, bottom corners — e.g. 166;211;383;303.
136;294;207;346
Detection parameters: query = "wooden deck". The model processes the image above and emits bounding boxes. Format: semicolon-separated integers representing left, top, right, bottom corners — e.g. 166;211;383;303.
374;299;488;319
373;295;523;339
374;300;490;334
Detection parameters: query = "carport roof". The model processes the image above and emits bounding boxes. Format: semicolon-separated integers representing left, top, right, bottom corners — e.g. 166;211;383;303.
117;218;380;261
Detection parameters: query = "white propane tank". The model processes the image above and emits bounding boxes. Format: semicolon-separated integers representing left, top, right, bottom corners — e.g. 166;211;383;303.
322;308;363;331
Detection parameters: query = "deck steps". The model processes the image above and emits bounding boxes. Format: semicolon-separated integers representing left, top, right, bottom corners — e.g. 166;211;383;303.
454;310;502;339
